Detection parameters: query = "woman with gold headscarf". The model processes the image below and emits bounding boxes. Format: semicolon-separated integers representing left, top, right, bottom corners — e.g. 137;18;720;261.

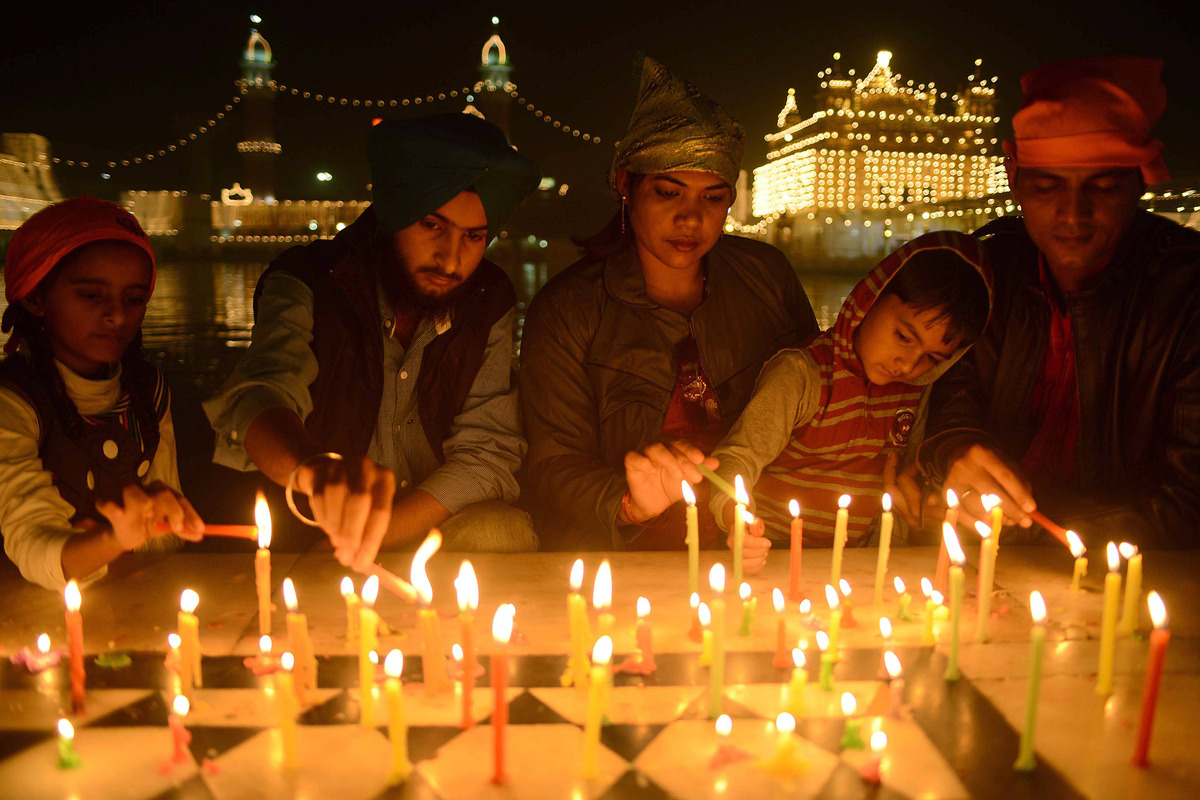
520;57;819;551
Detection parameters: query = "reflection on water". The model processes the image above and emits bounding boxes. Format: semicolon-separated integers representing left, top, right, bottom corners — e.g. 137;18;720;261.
1;259;862;398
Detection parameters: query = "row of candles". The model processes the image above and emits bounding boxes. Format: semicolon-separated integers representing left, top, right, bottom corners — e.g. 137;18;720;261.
43;483;1172;781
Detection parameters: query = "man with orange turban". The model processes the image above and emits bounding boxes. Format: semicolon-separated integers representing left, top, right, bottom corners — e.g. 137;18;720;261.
903;56;1200;549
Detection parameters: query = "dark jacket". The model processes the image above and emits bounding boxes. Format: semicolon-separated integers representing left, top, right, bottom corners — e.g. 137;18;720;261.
921;211;1200;548
520;235;819;549
256;208;516;461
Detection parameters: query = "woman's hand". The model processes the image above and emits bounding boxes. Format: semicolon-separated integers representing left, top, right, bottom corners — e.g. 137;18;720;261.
623;440;718;522
727;515;771;575
292;455;395;569
96;483;205;551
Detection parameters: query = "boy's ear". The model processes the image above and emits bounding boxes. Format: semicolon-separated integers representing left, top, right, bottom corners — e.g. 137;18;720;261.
18;295;46;318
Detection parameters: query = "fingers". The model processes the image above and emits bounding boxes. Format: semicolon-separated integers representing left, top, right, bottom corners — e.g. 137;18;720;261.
352;469;395;572
642;443;692;485
883;451;898;487
335;460;372;565
947;445;1036;528
744;536;772;575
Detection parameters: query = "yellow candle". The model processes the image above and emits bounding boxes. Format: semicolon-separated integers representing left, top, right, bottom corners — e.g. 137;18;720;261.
340;577;360;648
935;489;958;594
943;523;966;681
582;635;613;779
733;476;749;588
773;712;799;766
594;559;614;642
1066;531;1088;591
825;584;842;662
920;578;936;645
360;575;380;727
984;493;1004;540
831;494;851;587
1096;542;1123;696
1117;543;1142;637
683;482;700;596
384;650;412;784
274;652;299;770
786;648;807;719
412;531;450;696
282;579;316;705
709;564;727;718
254;493;273;637
455;561;479;729
565;559;590;689
974;521;998;643
178;589;201;694
874;494;894;604
698;603;713;666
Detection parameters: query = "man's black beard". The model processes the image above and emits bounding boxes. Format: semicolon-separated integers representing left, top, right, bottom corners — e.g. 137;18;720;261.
378;246;469;313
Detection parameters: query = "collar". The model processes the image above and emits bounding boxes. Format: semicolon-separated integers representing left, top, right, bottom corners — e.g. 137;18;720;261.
54;358;122;416
376;279;454;340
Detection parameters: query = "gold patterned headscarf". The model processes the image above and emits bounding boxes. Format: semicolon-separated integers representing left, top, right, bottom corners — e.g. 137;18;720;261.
608;57;745;198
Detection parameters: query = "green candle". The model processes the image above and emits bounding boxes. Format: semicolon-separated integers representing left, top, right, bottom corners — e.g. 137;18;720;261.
943;524;966;682
737;582;755;636
1014;592;1047;771
56;719;81;770
817;631;834;691
838;693;865;749
895;577;913;621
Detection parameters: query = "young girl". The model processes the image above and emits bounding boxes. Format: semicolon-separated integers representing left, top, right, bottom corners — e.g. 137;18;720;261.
0;195;202;590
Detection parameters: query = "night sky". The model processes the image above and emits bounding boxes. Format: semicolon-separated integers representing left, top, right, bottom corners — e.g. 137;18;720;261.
7;0;1197;229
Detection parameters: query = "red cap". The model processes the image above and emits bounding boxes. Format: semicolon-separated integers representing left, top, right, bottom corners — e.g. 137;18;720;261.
1003;56;1169;185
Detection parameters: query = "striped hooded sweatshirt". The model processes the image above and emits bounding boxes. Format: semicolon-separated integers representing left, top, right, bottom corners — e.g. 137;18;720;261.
709;231;993;546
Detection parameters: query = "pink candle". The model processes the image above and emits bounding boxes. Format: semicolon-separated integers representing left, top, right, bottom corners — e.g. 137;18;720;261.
168;695;192;764
64;581;85;713
491;604;514;785
1133;592;1170;767
635;596;656;670
788;500;803;601
859;730;887;783
772;589;790;668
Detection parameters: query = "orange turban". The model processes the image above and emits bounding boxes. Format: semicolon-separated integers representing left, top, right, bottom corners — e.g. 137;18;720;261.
1003;56;1169;185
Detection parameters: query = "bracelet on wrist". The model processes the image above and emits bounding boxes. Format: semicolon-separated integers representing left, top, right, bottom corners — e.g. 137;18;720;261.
285;452;343;527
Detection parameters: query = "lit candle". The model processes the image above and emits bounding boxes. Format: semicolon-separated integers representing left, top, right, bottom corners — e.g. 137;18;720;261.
935;489;958;594
63;580;85;713
683;481;700;596
698;602;713;666
275;652;299;769
772;589;790;668
166;633;181;690
1133;591;1170;767
816;630;834;691
282;578;316;706
884;650;905;718
491;604;515;785
688;591;702;642
732;476;749;587
565;559;591;688
860;730;887;783
1013;590;1047;771
178;589;201;697
825;584;842;662
168;695;191;765
786;648;807;719
974;520;997;643
710;713;753;768
773;712;799;766
874;494;894;605
943;523;966;682
838;692;865;749
593;559;614;642
738;582;756;636
983;492;1003;537
254;492;272;637
581;633;612;779
789;499;804;601
1096;542;1123;696
635;596;655;671
878;617;892;679
384;649;412;784
340;577;360;648
247;634;277;676
56;718;81;770
920;578;936;645
1117;542;1143;637
831;494;851;587
455;561;479;729
412;530;450;697
1066;531;1088;591
359;575;380;727
838;578;856;626
895;577;912;621
709;564;727;718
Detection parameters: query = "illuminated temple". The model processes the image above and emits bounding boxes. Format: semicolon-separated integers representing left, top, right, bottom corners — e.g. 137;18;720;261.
745;51;1010;263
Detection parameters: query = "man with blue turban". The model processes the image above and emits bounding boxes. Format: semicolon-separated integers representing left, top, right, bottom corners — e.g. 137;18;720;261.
206;113;541;567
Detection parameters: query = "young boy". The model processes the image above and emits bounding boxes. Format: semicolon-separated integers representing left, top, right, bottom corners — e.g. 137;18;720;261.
708;230;992;561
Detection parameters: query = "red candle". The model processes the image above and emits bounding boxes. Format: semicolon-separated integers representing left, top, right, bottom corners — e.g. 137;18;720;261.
772;589;790;668
491;604;514;785
934;490;957;594
455;561;479;730
64;580;85;713
168;695;192;763
1133;591;1171;767
788;500;803;601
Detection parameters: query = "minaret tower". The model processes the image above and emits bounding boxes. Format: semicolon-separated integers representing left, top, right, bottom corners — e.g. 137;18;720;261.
238;19;280;202
476;18;513;141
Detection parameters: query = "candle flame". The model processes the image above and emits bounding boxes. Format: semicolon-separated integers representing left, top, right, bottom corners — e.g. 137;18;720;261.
172;695;190;716
361;574;380;608
840;692;857;715
168;633;180;649
981;493;1000;512
1030;591;1046;623
709;563;726;594
1066;530;1085;558
1107;541;1120;572
974;520;992;539
452;643;463;662
920;578;932;598
881;492;892;512
570;559;584;592
385;649;403;678
942;523;965;565
57;719;74;740
776;712;796;734
739;582;752;601
792;647;806;668
180;588;198;614
37;633;50;654
839;579;852;598
773;588;784;614
492;603;515;644
368;650;378;664
592;635;613;665
871;730;888;752
1119;542;1138;559
945;488;958;508
789;498;800;518
825;584;839;609
255;491;271;549
593;560;612;610
879;617;892;638
838;494;851;510
259;635;271;653
64;580;81;612
816;631;829;651
681;481;696;505
281;652;294;670
739;508;756;526
698;603;711;626
894;577;906;594
1148;591;1168;629
455;561;479;613
931;590;944;605
734;475;749;505
411;530;443;605
884;650;902;679
637;596;651;619
799;599;812;614
690;592;700;610
282;578;298;612
716;714;732;736
340;576;355;598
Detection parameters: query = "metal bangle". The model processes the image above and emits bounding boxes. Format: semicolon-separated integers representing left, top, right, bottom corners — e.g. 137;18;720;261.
284;452;343;527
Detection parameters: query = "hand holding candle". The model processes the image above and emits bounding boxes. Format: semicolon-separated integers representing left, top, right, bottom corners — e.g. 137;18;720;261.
1133;591;1170;767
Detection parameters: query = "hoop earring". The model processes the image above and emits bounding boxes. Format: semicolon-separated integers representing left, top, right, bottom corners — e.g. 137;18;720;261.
620;196;627;236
